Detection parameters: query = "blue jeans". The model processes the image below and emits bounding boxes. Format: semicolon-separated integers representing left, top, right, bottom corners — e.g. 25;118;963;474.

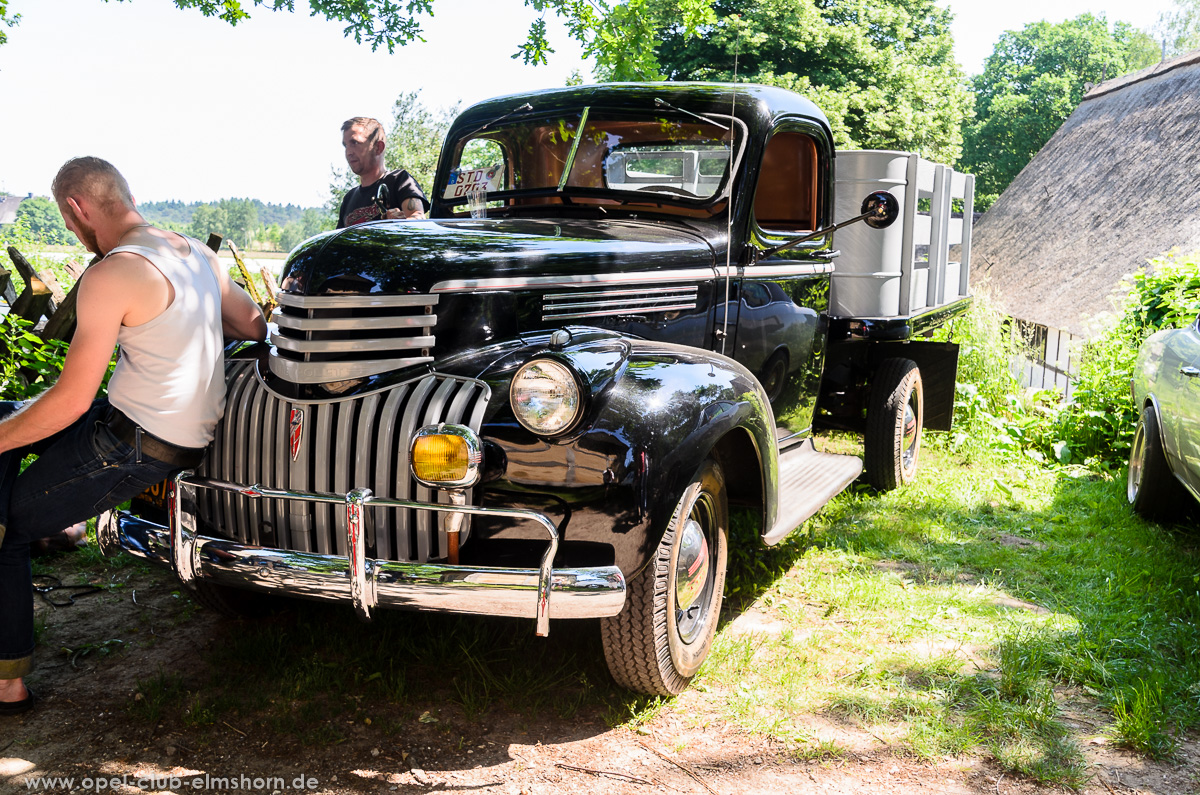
0;399;178;679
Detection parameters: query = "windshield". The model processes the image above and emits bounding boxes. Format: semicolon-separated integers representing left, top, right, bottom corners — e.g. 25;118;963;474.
441;107;743;217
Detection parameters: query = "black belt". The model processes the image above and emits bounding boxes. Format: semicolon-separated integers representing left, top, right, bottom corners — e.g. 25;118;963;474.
105;407;208;469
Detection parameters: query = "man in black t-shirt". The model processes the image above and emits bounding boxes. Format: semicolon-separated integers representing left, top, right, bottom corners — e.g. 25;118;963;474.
337;117;431;228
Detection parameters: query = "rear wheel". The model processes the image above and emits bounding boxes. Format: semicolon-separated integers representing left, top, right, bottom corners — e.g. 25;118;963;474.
1128;403;1187;522
760;350;788;403
864;358;923;491
601;459;728;695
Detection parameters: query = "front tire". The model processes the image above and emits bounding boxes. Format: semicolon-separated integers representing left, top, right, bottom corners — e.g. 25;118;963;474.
864;358;924;491
1128;403;1187;522
601;459;729;696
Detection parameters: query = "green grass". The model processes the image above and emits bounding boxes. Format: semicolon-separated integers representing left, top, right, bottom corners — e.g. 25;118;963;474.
96;431;1199;781
707;435;1200;784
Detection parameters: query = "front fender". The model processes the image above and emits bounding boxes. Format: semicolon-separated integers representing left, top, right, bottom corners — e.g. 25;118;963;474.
451;329;778;580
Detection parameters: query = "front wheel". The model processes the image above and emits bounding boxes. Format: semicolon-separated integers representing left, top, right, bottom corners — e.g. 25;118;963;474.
601;459;729;695
1128;403;1187;522
864;358;923;491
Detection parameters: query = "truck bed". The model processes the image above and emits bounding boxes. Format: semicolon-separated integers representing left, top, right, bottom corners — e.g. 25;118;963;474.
831;150;974;326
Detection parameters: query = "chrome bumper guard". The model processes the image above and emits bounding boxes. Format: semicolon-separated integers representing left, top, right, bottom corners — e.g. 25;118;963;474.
99;471;625;636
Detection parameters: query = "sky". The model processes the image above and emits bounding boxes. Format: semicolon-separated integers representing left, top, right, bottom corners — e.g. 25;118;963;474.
0;0;1180;208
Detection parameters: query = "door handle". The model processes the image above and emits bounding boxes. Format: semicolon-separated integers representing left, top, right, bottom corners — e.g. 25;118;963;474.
1180;366;1200;378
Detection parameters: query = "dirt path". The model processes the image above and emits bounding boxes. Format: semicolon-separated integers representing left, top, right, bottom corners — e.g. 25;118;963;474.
2;558;1195;795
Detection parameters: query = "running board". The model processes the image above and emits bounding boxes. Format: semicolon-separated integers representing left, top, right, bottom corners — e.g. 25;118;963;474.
763;439;863;545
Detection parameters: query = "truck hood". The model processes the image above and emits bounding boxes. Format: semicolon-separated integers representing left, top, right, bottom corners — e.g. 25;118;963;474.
279;218;717;296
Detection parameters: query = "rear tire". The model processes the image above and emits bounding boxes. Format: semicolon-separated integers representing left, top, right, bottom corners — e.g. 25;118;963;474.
1128;404;1187;522
601;459;728;695
864;358;923;491
760;350;788;403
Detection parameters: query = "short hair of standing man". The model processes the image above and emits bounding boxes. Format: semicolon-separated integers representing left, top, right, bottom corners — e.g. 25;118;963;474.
50;156;135;215
341;117;386;146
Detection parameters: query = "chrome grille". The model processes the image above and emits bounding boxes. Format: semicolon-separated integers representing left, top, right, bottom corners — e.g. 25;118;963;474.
269;293;438;384
198;362;491;563
542;285;698;321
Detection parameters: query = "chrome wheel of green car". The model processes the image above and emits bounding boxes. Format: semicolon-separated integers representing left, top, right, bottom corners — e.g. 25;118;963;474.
1128;403;1187;522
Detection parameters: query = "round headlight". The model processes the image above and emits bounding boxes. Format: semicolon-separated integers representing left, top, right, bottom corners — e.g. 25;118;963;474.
510;359;582;435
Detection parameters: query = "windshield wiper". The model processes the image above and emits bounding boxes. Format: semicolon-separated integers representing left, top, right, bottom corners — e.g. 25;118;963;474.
653;98;730;131
480;102;533;131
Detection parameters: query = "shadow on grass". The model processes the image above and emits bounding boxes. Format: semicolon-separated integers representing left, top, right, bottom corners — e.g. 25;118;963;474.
130;600;669;757
721;450;1200;775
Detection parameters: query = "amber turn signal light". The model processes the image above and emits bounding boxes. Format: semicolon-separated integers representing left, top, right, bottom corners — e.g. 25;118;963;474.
409;425;482;488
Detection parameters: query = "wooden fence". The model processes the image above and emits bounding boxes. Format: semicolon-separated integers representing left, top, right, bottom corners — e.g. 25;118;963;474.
1;233;279;345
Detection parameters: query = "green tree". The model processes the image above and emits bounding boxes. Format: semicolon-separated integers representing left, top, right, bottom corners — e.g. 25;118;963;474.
517;0;716;80
328;91;458;218
961;14;1159;209
187;199;258;247
188;203;225;243
14;196;72;245
651;0;972;163
1156;0;1200;57
299;208;329;239
220;198;259;248
0;0;15;46
279;221;306;251
0;0;715;81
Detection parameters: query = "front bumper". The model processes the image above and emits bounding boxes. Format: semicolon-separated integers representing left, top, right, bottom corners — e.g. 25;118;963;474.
98;472;625;636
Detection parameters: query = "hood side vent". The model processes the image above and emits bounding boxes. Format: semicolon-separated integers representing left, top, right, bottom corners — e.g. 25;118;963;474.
542;285;698;321
269;293;438;384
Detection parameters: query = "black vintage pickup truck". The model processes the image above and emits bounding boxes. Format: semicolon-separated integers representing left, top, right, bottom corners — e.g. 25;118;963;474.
101;83;973;696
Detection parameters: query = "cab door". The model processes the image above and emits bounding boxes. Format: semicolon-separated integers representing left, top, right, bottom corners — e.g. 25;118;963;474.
727;121;833;446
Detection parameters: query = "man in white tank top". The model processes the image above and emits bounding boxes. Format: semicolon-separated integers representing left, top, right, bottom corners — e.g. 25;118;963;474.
0;157;267;714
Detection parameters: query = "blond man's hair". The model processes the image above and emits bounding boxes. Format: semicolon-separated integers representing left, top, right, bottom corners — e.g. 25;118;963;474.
341;116;386;146
51;156;135;214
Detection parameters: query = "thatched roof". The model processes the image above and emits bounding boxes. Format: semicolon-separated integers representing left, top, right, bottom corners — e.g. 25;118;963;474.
971;50;1200;336
0;195;23;226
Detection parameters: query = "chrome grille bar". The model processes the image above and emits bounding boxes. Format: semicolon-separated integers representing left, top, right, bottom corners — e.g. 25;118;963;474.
269;292;439;385
267;352;436;384
197;370;491;565
276;293;433;309
271;335;436;354
271;313;437;332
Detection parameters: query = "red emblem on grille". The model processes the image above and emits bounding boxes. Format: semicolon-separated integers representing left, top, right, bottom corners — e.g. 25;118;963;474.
289;407;304;461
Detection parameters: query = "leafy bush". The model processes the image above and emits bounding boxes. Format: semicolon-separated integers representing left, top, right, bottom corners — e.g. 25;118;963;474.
0;217;91;401
949;251;1200;469
0;314;69;400
1039;250;1200;466
933;289;1025;452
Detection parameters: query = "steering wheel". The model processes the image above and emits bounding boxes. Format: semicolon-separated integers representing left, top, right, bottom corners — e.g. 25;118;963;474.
636;184;701;199
374;182;391;218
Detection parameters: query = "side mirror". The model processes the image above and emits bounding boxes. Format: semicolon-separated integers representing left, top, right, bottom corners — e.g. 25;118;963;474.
862;191;899;229
759;190;900;258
